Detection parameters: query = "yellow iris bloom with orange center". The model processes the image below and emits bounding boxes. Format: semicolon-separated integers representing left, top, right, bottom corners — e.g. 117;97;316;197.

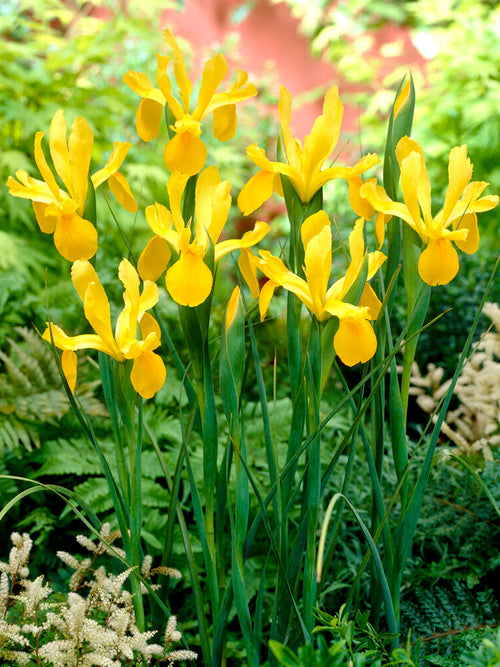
360;136;499;286
240;212;386;366
123;28;257;176
7;110;137;261
42;259;166;399
137;167;270;307
237;85;380;214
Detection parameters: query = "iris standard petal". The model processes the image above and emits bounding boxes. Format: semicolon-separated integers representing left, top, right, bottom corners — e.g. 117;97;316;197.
194;52;228;120
418;238;459;286
303;85;342;176
68;116;93;213
82;280;122;358
162;28;192;113
34;132;60;199
301;210;330;251
441;145;473;223
130;350;166;399
304;225;332;315
166;251;213;306
49;110;72;194
163;132;207;175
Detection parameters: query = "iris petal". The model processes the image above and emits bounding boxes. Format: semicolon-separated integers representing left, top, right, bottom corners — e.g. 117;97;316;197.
138;236;171;281
130;351;166;399
238;170;276;215
334;317;377;366
136;98;164;142
53;212;98;261
212;104;237;140
418;238;459;286
166;251;213;306
163;132;207;175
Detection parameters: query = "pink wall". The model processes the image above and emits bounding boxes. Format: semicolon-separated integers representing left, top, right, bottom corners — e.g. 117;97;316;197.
160;0;426;139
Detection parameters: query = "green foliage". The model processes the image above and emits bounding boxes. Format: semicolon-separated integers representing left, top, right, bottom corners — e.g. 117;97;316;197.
465;626;500;667
0;327;106;453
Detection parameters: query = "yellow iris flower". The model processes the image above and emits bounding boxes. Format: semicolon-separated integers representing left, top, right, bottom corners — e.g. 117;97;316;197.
360;136;499;286
241;212;386;366
123;28;257;176
42;258;166;400
7;110;137;261
137;167;270;307
237;85;380;214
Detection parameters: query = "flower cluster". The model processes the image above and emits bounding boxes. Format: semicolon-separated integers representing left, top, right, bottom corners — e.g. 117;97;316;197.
0;526;196;667
6;27;499;395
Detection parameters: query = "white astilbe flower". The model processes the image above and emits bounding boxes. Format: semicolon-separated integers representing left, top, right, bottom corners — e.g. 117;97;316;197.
0;533;32;580
0;529;196;666
409;301;500;464
17;575;53;617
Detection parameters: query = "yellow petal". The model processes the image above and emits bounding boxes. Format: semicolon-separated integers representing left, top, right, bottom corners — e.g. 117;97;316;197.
138;236;171;281
237;170;276;215
194;166;225;245
62;349;78;394
130;350;166;399
303;85;343;175
83;280;122;358
145;202;174;236
215;220;270;261
418;238;459;286
301;210;330;251
303;222;332;313
359;283;382;320
259;279;277;321
136;97;164;142
334;316;377;366
212;103;237;140
68;116;94;214
166;251;213;306
454;212;479;254
49;109;72;194
123;69;156;97
108;173;138;213
34;132;60;199
163;132;207;175
91;142;132;189
162;28;192;113
139;312;161;341
156;53;184;119
53;211;98;261
441;145;473;223
194;53;228;120
225;286;241;331
238;249;260;298
348;176;375;219
119;257;140;307
33;202;57;234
